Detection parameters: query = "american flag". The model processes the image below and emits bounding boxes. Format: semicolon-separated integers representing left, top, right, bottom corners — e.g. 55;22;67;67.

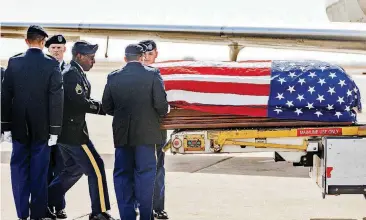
153;60;362;122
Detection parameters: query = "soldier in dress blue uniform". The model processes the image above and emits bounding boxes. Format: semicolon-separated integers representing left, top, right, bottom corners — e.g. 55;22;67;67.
139;40;169;220
1;25;64;220
1;66;6;139
0;66;5;82
47;40;117;220
102;44;169;220
45;34;68;219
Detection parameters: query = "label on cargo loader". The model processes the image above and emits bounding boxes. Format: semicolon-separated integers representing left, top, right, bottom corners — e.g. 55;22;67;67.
297;128;342;136
183;134;205;151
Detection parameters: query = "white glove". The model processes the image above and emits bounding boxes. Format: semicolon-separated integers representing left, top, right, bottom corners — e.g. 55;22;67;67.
48;135;58;146
3;131;12;143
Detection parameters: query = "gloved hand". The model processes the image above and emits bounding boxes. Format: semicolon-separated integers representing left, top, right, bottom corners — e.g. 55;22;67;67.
48;134;58;146
3;131;12;143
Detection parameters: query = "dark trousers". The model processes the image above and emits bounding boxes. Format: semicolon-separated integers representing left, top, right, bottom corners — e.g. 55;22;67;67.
10;140;50;219
47;144;65;211
153;144;165;211
114;145;157;220
48;140;111;214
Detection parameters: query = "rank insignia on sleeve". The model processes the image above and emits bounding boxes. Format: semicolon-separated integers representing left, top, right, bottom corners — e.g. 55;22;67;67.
75;83;83;95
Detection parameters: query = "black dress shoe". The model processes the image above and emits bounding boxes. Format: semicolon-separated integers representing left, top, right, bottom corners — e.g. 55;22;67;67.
46;207;57;220
30;218;53;220
154;210;169;219
89;212;117;220
55;209;67;219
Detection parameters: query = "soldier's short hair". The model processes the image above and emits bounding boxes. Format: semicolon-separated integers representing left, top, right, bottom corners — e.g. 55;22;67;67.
26;25;48;42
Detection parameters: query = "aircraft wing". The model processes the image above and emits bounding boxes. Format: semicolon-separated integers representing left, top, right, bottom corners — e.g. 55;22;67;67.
2;21;366;58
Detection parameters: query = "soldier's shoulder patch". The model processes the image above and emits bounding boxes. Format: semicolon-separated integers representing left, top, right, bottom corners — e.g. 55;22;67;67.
75;83;83;95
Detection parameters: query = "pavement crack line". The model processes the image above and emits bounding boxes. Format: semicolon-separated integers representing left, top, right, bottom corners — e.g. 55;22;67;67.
190;156;233;173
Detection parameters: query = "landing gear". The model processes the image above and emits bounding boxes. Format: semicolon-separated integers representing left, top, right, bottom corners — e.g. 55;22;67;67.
228;43;244;61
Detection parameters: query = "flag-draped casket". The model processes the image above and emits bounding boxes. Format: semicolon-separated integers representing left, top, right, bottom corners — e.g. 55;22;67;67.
152;60;362;124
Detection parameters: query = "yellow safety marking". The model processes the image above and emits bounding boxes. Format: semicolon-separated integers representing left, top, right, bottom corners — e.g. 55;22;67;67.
213;126;366;147
81;144;106;212
225;140;308;151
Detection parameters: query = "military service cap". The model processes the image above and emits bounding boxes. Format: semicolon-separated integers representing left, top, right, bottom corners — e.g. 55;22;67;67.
45;34;66;48
27;25;48;38
125;44;145;56
72;40;99;55
138;40;157;52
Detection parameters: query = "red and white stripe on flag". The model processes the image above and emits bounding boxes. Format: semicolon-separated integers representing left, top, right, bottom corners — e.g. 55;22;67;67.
152;60;272;116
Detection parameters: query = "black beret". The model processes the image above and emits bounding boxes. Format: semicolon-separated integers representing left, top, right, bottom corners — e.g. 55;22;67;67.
138;40;157;52
125;44;144;56
45;34;66;48
72;40;98;55
27;25;48;38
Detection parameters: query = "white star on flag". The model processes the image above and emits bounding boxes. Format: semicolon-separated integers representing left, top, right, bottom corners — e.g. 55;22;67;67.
318;78;326;86
276;93;285;100
335;112;343;119
289;72;297;78
320;66;327;71
338;80;346;87
286;100;294;107
308;72;317;78
274;108;282;114
314;111;323;117
329;72;337;79
287;86;296;93
298;78;306;85
278;77;286;85
337;96;345;105
327;87;336;95
294;108;303;115
296;94;305;102
347;89;353;97
306;102;314;109
316;94;325;103
308;86;315;94
326;104;334;110
345;106;350;112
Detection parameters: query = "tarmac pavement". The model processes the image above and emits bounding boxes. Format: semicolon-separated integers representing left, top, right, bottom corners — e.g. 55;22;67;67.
1;154;366;220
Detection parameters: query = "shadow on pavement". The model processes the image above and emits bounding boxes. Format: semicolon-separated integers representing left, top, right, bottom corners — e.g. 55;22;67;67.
3;151;309;179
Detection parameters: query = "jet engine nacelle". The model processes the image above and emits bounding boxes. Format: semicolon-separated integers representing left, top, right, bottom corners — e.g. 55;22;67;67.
326;0;366;22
